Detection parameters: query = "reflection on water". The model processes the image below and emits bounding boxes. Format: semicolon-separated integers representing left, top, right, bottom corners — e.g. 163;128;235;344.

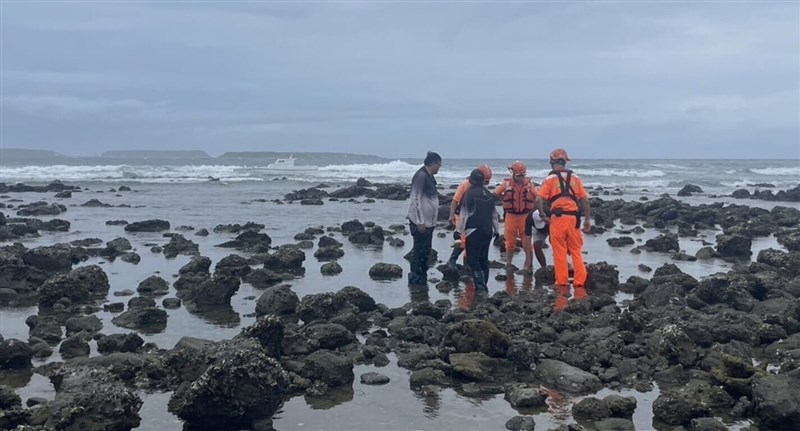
552;284;587;312
454;382;502;402
544;388;572;423
415;385;442;419
0;368;33;389
408;283;430;303
304;385;356;410
503;272;534;298
454;284;474;310
454;271;541;310
186;305;240;327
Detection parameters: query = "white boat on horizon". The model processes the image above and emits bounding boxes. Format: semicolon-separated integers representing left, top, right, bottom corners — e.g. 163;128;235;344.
263;155;319;174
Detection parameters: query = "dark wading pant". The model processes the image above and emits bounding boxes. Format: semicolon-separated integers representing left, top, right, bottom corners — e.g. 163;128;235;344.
466;227;492;289
409;222;434;284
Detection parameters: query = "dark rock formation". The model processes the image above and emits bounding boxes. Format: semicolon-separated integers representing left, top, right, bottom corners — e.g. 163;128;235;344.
178;274;240;310
645;233;679;253
320;261;343;275
96;333;145;354
368;263;403;280
301;349;354;387
163;234;199;258
0;339;33;369
440;319;511;358
715;234;752;259
125;219;170;232
677;184;703;196
314;246;345;261
111;307;168;333
168;339;290;430
16;202;66;216
262;246;306;272
606;236;634;247
179;255;212;275
255;285;299;317
136;275;170;295
38;265;109;308
216;230;272;253
533;359;602;394
244;268;284;289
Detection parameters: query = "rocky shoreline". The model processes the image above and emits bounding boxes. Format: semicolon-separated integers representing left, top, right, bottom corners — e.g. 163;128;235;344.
1;180;799;431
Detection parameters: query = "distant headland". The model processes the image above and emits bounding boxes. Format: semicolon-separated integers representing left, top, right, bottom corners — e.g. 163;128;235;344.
0;148;393;165
100;150;213;159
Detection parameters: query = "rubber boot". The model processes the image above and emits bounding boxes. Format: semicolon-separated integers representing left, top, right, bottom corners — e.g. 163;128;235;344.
472;269;488;296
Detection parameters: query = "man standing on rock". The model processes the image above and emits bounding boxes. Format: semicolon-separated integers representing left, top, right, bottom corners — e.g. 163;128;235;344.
407;151;442;285
534;148;591;290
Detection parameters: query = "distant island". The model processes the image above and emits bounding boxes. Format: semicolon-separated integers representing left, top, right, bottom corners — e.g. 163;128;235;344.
100;150;212;160
0;149;66;162
0;148;396;166
218;151;390;165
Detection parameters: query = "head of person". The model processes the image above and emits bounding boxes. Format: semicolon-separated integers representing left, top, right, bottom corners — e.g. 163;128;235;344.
549;148;570;169
469;168;485;186
424;151;442;174
508;160;526;183
477;164;492;185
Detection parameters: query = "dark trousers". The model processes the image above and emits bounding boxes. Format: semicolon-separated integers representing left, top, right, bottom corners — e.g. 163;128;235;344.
409;222;434;284
465;227;492;289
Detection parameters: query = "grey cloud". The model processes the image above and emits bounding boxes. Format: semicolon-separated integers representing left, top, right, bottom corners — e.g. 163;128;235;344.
2;95;160;116
1;2;797;158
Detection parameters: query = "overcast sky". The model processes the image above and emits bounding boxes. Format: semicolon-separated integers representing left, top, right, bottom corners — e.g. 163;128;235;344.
1;1;798;159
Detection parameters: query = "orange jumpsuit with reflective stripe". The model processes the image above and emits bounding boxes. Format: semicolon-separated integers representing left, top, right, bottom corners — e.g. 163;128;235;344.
537;170;588;287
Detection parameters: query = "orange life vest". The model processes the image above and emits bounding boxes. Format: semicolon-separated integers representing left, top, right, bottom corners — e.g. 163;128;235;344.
501;178;535;214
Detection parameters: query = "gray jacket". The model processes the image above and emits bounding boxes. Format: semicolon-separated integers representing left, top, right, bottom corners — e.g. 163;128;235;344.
407;166;438;227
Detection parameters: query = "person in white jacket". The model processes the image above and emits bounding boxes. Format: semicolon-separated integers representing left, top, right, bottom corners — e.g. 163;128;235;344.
406;151;441;285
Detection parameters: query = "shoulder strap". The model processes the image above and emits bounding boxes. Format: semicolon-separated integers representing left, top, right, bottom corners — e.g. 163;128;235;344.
547;169;578;204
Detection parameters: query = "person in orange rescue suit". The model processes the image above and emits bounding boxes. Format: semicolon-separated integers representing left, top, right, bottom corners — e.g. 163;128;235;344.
446;164;493;272
534;148;592;289
494;160;537;272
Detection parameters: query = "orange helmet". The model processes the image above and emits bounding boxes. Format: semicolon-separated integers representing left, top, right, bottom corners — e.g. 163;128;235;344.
477;164;492;181
509;160;526;175
550;148;570;162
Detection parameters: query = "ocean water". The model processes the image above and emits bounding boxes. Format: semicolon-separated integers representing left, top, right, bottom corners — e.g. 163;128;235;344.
2;156;798;195
0;154;798;430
